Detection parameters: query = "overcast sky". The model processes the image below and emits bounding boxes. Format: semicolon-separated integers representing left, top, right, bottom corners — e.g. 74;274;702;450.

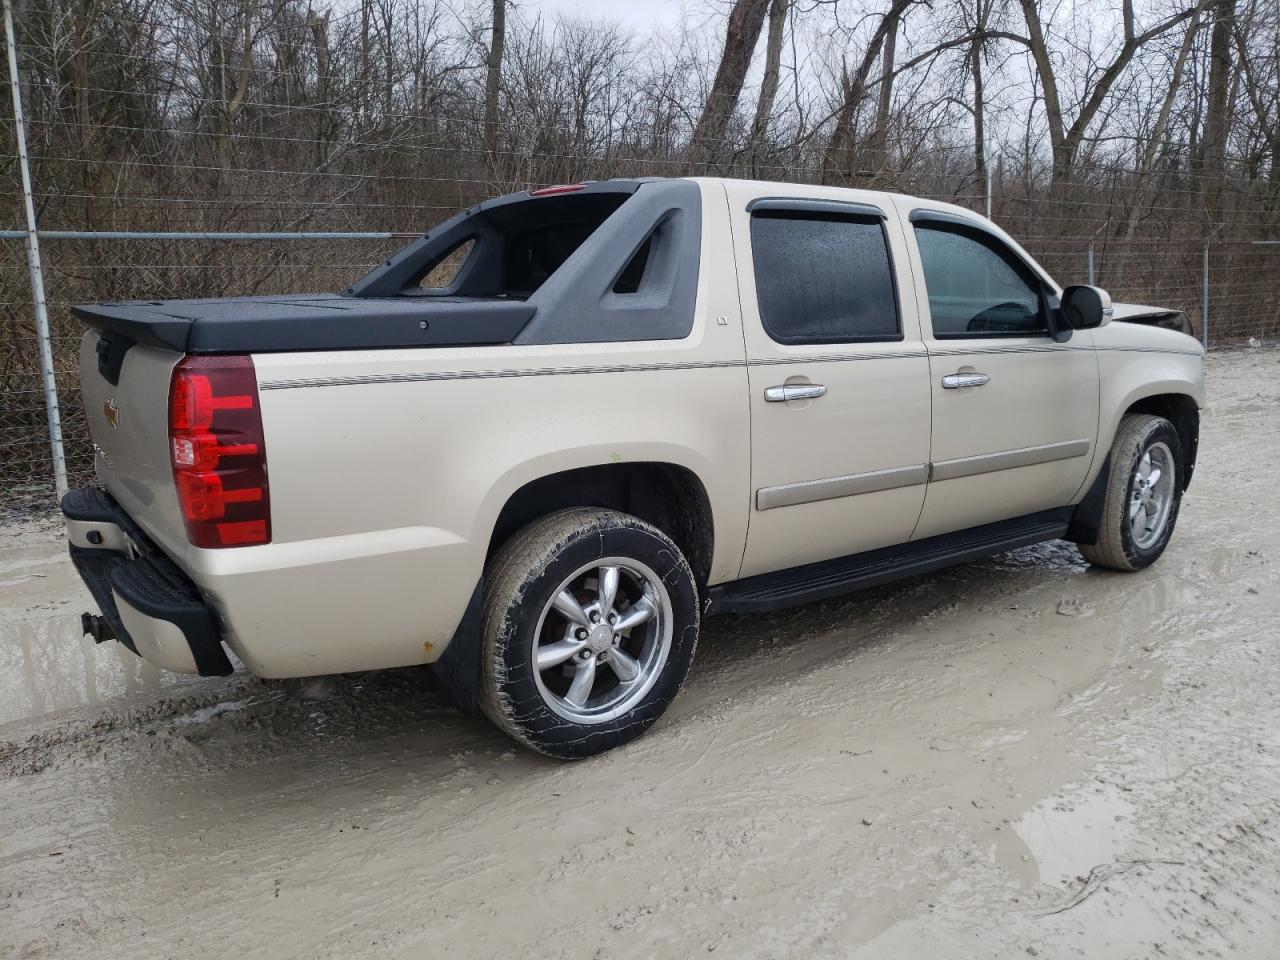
521;0;689;32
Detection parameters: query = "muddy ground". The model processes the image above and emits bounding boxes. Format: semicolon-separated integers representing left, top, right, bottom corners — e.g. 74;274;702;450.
2;350;1279;960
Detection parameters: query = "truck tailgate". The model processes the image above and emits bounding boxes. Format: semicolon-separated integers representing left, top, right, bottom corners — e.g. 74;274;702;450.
78;330;189;561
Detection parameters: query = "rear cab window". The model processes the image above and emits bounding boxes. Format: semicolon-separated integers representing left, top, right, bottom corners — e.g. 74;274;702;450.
749;205;901;344
407;192;633;300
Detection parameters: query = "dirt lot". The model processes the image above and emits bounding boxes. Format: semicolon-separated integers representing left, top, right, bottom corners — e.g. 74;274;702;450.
2;350;1279;960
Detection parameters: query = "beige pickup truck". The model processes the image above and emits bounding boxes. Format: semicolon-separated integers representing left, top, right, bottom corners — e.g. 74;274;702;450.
62;177;1203;757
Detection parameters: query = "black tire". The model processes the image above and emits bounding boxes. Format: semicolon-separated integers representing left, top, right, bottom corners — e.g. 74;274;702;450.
1079;414;1184;571
480;507;699;759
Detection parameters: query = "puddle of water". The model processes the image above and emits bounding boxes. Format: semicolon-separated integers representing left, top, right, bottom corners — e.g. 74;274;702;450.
1008;785;1136;888
0;532;212;726
0;613;192;725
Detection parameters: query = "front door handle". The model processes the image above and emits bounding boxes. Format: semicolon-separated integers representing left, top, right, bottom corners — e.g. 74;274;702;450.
941;372;990;389
764;383;827;403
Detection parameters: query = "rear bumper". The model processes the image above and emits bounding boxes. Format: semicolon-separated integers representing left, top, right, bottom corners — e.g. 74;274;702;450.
62;488;234;676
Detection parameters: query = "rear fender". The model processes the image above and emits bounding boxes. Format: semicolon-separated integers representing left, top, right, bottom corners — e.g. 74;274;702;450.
472;444;731;580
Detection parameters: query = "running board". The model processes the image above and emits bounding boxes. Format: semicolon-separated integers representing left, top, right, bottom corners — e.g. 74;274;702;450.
705;508;1073;615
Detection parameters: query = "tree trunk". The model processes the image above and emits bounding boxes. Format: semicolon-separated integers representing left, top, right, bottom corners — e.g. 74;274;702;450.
1121;11;1200;243
484;0;506;164
749;0;788;163
383;12;394;119
868;9;898;176
820;0;912;184
1233;15;1280;237
973;38;987;205
969;0;991;206
1200;0;1236;230
359;0;371;126
309;10;332;166
690;0;772;167
72;0;100;229
1017;0;1069;184
219;9;254;173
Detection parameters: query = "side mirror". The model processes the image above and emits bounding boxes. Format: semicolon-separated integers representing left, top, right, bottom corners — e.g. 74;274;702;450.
1060;285;1113;330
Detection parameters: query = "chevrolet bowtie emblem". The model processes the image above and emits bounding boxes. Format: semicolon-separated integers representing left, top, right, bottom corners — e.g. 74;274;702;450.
104;397;120;429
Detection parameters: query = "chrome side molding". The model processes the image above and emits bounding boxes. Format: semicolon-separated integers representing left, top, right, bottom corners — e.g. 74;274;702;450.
753;438;1092;511
929;438;1091;482
756;463;928;511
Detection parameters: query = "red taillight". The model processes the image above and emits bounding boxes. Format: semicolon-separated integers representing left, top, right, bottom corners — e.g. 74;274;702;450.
169;355;270;548
529;182;588;197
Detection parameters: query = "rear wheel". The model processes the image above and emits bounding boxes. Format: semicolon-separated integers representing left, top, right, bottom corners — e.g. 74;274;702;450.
481;508;699;758
1079;414;1183;571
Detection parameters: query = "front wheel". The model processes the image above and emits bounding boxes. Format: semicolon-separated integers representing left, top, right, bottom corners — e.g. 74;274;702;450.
481;508;699;758
1079;414;1184;571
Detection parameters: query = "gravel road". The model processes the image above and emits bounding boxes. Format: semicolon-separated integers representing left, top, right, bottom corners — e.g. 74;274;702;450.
2;350;1279;960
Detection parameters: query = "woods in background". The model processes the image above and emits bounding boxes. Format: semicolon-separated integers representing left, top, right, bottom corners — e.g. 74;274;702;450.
1;0;1279;488
4;0;1277;234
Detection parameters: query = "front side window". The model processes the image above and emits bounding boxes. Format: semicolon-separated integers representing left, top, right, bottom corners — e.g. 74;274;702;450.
750;212;900;344
914;223;1046;336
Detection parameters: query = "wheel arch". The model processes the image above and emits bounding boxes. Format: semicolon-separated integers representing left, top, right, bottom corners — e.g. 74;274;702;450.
485;461;716;591
1120;392;1200;490
1069;391;1199;547
433;455;723;715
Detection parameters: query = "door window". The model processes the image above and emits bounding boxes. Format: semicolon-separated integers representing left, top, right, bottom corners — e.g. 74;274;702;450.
914;223;1046;336
750;212;900;344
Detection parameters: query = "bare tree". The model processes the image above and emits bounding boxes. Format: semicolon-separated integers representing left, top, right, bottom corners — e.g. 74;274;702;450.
749;0;789;161
1121;10;1203;241
690;0;772;166
1233;5;1279;232
821;0;913;183
1017;0;1205;186
954;0;998;199
485;0;506;163
1199;0;1237;227
867;6;900;175
9;0;1280;488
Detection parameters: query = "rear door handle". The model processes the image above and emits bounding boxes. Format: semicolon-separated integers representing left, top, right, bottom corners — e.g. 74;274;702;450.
764;384;827;403
941;372;990;389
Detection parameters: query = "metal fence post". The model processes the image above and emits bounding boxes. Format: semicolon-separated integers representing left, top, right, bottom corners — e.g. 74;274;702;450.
1201;243;1209;350
1087;242;1095;285
4;0;67;500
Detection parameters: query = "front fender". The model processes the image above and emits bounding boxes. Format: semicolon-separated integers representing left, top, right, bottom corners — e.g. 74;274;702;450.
1090;334;1203;493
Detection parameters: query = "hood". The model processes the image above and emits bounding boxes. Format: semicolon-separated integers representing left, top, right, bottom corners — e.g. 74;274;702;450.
1108;301;1192;335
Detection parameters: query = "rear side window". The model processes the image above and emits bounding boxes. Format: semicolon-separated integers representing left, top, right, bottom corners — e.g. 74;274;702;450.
913;224;1046;336
750;213;900;344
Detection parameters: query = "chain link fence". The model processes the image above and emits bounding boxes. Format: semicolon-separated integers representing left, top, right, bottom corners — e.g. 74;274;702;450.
6;228;1277;509
3;13;1279;509
0;235;402;501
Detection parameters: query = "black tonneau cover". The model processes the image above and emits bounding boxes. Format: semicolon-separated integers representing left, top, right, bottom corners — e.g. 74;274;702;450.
70;294;535;354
